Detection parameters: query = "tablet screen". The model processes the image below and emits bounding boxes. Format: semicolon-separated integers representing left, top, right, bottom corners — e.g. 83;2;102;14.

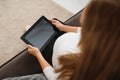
21;16;56;50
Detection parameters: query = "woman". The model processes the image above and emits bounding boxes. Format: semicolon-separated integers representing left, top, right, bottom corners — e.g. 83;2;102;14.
27;18;81;79
4;0;120;80
55;0;120;80
28;0;120;79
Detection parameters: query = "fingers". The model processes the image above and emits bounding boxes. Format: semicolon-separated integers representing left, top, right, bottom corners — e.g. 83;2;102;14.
48;19;52;22
48;19;55;22
28;45;31;47
49;19;59;23
28;45;34;49
27;45;38;50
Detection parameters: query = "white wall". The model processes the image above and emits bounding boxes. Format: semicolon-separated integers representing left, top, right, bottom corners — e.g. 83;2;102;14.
53;0;90;14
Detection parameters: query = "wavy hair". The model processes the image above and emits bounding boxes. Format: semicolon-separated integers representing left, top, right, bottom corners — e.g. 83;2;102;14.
56;0;120;80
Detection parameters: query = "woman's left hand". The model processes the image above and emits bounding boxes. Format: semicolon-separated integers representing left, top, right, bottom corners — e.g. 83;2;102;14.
50;19;65;31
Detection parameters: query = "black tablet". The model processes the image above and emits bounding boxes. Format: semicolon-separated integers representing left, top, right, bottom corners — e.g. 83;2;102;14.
21;16;57;51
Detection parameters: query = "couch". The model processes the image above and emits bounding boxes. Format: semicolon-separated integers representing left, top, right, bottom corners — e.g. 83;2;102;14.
0;9;83;80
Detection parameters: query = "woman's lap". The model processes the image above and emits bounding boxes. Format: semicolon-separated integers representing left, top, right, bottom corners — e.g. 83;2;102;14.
3;73;47;80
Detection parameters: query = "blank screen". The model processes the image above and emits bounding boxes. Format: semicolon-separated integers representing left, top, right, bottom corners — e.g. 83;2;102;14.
24;18;55;49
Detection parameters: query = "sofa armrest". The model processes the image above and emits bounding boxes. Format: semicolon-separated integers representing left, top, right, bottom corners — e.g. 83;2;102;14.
65;9;83;26
0;49;41;78
0;35;58;79
0;10;83;79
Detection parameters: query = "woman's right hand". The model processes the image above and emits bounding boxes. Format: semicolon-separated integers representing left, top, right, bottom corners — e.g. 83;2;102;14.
50;19;65;31
27;45;41;57
28;45;50;70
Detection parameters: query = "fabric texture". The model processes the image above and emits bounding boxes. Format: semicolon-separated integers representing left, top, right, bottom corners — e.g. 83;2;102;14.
3;74;47;80
52;27;81;68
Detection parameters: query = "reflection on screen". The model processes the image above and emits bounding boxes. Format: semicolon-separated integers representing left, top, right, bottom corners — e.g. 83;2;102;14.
25;18;55;49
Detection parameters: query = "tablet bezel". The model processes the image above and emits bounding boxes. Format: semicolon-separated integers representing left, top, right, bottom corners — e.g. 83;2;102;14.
21;16;57;51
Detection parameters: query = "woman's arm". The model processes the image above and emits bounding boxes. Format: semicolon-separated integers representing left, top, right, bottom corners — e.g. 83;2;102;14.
27;45;59;80
27;45;50;70
61;25;78;32
50;19;79;33
35;52;50;70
